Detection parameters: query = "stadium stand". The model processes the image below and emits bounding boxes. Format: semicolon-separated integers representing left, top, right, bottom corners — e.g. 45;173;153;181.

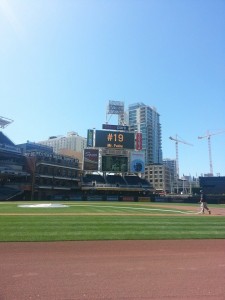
0;132;15;146
124;175;151;188
0;186;22;200
106;174;127;186
199;176;225;194
82;174;106;185
0;131;28;200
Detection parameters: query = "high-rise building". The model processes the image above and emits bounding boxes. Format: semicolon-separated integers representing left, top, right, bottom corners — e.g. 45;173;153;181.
39;131;87;154
163;158;177;180
128;103;162;165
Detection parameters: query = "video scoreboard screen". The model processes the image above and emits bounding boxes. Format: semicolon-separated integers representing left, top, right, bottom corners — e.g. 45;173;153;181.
102;156;128;172
95;130;135;149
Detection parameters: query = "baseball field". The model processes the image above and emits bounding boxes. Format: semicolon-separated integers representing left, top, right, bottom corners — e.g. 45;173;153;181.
1;201;225;241
1;201;225;299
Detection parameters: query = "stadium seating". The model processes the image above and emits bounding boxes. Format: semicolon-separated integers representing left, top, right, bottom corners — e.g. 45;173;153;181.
106;174;127;186
0;132;15;146
0;186;22;200
124;175;151;188
82;174;106;185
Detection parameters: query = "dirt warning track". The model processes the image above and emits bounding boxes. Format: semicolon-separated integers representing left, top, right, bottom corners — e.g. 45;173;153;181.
1;239;225;300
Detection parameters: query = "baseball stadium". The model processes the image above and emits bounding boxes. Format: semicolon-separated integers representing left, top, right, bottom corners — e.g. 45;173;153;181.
1;114;225;299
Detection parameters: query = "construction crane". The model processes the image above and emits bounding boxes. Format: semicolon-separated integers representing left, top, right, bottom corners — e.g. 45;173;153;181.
169;135;193;182
198;129;225;176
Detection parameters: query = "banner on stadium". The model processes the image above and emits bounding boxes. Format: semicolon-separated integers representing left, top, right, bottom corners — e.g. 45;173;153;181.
135;132;142;150
83;149;99;171
130;151;145;173
87;129;94;147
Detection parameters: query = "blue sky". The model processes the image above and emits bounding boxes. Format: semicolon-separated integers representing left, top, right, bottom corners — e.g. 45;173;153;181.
0;0;225;177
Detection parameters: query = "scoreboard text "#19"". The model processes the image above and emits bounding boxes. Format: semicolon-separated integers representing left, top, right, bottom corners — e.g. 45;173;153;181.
107;133;124;142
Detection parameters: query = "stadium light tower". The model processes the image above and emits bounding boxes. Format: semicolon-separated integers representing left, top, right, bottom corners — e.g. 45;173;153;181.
0;116;13;128
106;100;126;125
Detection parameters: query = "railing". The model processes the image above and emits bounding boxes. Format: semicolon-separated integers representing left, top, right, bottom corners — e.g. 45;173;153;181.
0;143;21;153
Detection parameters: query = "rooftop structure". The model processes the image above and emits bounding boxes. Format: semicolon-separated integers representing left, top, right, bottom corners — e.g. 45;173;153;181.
0;116;13;128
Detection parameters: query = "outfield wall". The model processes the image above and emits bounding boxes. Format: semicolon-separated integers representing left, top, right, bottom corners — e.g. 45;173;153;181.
49;193;225;204
56;194;152;202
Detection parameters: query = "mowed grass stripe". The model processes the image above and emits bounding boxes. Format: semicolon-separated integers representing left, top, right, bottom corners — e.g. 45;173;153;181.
0;215;225;241
0;201;196;215
0;202;224;242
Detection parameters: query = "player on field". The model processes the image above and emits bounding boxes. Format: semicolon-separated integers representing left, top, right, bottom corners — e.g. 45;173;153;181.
199;190;211;215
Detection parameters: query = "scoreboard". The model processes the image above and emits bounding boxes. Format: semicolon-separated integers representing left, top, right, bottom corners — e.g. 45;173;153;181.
102;156;128;172
95;130;135;149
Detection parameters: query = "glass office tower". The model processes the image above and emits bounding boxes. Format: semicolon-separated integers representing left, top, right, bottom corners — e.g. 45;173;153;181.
128;103;162;165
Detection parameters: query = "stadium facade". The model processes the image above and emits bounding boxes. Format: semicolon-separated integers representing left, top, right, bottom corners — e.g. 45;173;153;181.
0;132;82;200
0;128;154;201
0;132;28;200
1;106;224;202
199;176;225;195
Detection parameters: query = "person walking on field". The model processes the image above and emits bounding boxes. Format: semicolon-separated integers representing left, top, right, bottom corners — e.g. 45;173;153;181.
199;190;211;214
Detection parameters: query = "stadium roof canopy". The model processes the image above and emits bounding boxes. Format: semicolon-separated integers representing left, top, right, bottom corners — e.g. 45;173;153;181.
0;116;13;128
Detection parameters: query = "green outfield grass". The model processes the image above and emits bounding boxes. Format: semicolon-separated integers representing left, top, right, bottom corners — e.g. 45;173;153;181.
0;201;225;241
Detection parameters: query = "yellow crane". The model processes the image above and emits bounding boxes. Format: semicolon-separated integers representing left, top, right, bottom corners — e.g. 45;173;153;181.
169;135;193;181
198;129;225;176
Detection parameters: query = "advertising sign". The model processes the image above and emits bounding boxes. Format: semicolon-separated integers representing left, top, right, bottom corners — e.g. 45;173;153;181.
102;124;130;131
87;129;94;147
83;149;99;171
130;151;145;173
135;132;142;150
